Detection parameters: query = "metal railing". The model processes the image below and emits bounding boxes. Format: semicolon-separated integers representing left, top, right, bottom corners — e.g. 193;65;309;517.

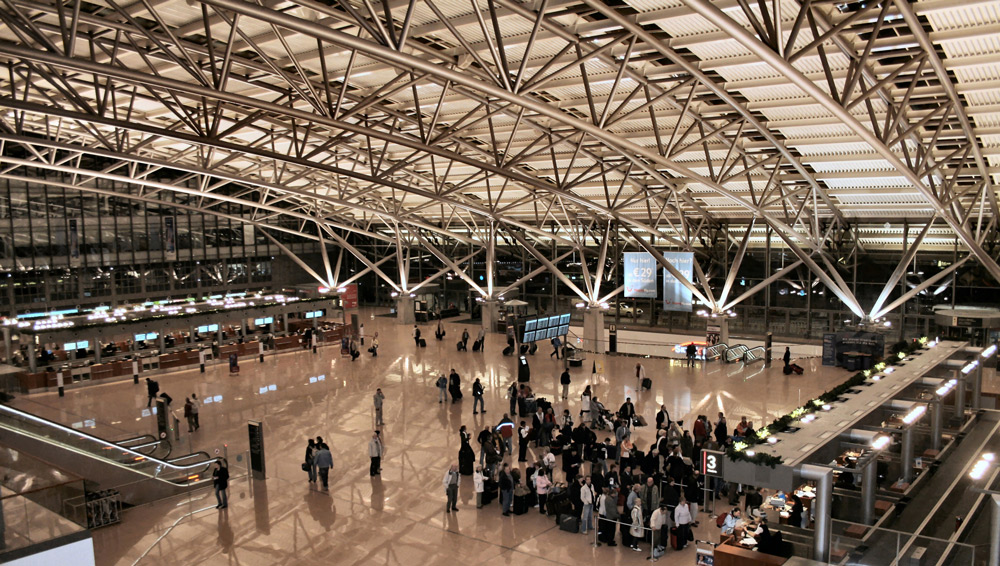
705;343;729;361
724;344;749;363
744;346;765;364
0;403;219;486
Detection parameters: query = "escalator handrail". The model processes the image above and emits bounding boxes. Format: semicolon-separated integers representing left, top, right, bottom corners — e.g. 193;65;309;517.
116;434;158;447
166;451;214;465
0;403;220;475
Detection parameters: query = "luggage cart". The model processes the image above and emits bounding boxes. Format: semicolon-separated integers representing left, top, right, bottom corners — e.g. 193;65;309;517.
694;540;717;566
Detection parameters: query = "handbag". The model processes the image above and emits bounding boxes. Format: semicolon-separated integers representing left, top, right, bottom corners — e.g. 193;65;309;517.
301;462;310;472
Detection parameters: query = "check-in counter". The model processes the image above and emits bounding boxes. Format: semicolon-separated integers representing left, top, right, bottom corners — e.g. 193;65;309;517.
20;372;48;390
274;335;301;351
714;536;788;566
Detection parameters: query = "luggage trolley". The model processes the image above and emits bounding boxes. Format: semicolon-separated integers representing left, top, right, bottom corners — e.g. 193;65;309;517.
694;540;717;565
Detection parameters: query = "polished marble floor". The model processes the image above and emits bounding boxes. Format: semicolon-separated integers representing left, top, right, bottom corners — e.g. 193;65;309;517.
12;308;841;566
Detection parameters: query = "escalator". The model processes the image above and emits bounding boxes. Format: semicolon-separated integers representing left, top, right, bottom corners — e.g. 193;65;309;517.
0;403;220;506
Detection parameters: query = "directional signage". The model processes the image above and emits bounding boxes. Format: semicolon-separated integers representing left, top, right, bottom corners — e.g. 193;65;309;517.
702;449;725;478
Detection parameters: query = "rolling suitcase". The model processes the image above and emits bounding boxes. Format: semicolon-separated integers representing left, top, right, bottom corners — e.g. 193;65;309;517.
783;365;793;375
419;338;427;347
457;341;466;351
503;345;514;356
513;494;529;515
670;527;681;550
473;339;482;352
529;342;538;355
641;377;652;390
559;513;580;532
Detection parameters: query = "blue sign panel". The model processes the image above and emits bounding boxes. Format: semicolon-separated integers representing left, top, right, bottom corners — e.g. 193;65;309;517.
662;251;694;312
624;252;657;298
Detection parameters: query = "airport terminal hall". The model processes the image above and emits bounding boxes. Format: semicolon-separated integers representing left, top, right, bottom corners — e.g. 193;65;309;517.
3;0;1000;565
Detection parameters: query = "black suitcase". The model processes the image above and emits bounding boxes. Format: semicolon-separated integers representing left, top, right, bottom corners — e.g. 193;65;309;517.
529;342;538;355
457;341;466;351
547;492;572;517
503;345;514;356
641;377;652;390
559;513;580;532
513;494;528;515
783;365;793;375
419;338;426;347
519;344;529;355
473;339;482;352
482;479;498;504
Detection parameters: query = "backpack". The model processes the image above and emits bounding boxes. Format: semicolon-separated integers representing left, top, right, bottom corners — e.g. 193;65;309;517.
716;512;728;528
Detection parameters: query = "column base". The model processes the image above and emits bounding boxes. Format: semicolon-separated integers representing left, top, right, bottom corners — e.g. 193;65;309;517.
396;296;415;325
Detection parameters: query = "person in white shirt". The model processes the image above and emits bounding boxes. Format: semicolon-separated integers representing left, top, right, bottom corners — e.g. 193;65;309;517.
535;471;552;514
581;387;592;425
580;476;596;534
473;466;485;508
359;323;365;345
674;498;693;550
721;507;742;535
650;502;669;552
542;450;556;473
635;362;646;387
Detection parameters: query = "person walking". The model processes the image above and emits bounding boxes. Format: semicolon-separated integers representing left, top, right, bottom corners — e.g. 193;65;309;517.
304;438;317;483
145;378;159;407
184;397;196;432
472;378;485;414
368;431;383;476
497;414;515;456
560;368;571;400
373;388;385;426
550;334;562;358
462;329;470;350
314;442;333;491
436;374;448;404
448;369;462;403
370;332;379;357
359;323;365;346
476;327;485;352
412;325;421;347
443;464;460;513
686;342;697;367
190;393;200;430
212;460;229;509
634;363;646;389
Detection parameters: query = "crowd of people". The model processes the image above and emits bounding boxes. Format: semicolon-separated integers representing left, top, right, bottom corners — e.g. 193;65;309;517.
289;320;784;557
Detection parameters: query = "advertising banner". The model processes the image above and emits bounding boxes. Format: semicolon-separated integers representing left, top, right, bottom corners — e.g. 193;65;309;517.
68;218;80;266
163;216;176;260
342;283;358;309
662;251;694;312
624;252;657;298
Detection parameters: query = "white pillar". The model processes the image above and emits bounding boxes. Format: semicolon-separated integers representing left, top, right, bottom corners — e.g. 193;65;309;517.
583;309;605;353
720;316;730;345
481;299;499;334
396;296;415;325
